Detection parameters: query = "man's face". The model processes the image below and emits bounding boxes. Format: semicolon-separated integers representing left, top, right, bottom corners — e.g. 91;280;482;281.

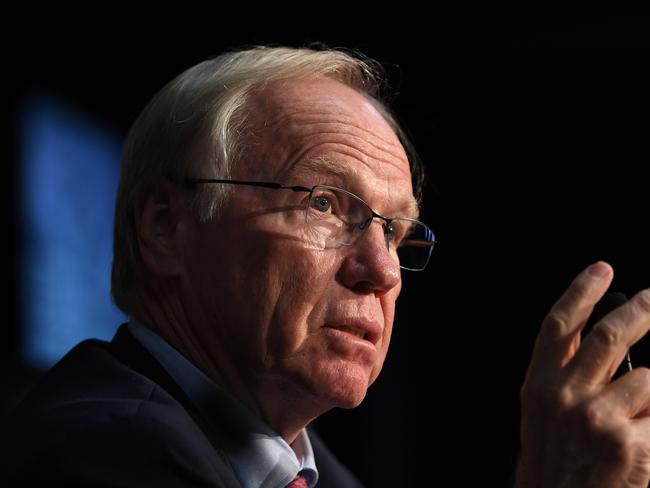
180;77;415;411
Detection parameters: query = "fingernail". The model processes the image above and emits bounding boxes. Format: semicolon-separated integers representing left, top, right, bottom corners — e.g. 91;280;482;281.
588;262;609;278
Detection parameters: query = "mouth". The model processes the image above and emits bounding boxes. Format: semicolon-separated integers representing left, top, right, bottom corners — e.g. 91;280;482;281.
323;319;382;346
337;325;369;340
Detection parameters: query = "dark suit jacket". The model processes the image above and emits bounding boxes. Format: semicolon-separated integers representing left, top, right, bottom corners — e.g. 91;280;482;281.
0;324;365;487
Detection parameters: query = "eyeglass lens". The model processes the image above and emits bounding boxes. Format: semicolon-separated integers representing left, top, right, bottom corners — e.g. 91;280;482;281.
305;186;434;271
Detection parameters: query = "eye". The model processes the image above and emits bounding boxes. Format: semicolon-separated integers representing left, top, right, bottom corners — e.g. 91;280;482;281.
313;195;331;213
383;223;396;242
385;221;408;246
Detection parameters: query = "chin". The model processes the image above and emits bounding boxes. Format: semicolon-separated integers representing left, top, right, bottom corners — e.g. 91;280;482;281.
303;360;372;410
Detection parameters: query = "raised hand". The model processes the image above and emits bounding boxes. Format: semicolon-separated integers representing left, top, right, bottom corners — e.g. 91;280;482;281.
515;261;650;488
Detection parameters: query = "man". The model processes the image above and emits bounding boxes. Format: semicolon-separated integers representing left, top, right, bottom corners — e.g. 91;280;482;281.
2;45;649;487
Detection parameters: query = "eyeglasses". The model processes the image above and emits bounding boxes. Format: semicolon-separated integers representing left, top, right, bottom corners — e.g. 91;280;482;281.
185;178;436;271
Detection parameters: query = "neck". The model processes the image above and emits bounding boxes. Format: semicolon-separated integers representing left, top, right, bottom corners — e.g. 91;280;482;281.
128;277;225;386
247;377;333;444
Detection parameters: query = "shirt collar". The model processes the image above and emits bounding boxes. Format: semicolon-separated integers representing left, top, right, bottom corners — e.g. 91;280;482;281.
127;320;319;488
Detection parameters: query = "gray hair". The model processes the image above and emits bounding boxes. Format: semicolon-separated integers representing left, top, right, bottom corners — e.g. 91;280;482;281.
111;45;424;314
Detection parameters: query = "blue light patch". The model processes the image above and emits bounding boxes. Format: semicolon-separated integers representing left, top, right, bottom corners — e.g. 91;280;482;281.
19;95;126;369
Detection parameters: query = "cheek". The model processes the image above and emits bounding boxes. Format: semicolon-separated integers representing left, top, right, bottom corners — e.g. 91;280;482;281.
263;244;336;357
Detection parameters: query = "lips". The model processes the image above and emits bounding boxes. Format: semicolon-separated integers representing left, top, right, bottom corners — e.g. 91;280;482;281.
337;325;367;340
323;319;382;346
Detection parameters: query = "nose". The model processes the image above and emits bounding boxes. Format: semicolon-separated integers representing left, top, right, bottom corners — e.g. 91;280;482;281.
337;219;401;295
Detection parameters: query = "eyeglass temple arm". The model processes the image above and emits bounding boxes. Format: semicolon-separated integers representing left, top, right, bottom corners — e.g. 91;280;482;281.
185;178;312;193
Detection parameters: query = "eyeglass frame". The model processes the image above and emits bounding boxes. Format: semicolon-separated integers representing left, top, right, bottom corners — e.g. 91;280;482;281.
184;178;436;271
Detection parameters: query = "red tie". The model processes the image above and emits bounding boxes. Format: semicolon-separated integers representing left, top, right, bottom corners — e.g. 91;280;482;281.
286;474;309;488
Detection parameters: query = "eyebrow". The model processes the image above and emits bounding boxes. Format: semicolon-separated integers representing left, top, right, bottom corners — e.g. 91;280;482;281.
281;156;421;221
280;156;354;181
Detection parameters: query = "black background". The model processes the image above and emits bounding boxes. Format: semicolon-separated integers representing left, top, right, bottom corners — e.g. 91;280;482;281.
4;11;650;486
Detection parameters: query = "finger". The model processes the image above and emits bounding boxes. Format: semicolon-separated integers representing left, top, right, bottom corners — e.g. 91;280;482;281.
529;261;613;373
598;367;650;419
569;288;650;386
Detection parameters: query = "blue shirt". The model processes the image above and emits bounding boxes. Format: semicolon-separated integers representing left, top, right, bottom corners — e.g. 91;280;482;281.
128;320;319;488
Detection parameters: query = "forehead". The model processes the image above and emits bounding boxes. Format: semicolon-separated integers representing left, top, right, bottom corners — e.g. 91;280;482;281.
243;77;417;216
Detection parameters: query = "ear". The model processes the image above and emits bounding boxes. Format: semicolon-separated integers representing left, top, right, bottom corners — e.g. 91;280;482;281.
134;178;190;278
